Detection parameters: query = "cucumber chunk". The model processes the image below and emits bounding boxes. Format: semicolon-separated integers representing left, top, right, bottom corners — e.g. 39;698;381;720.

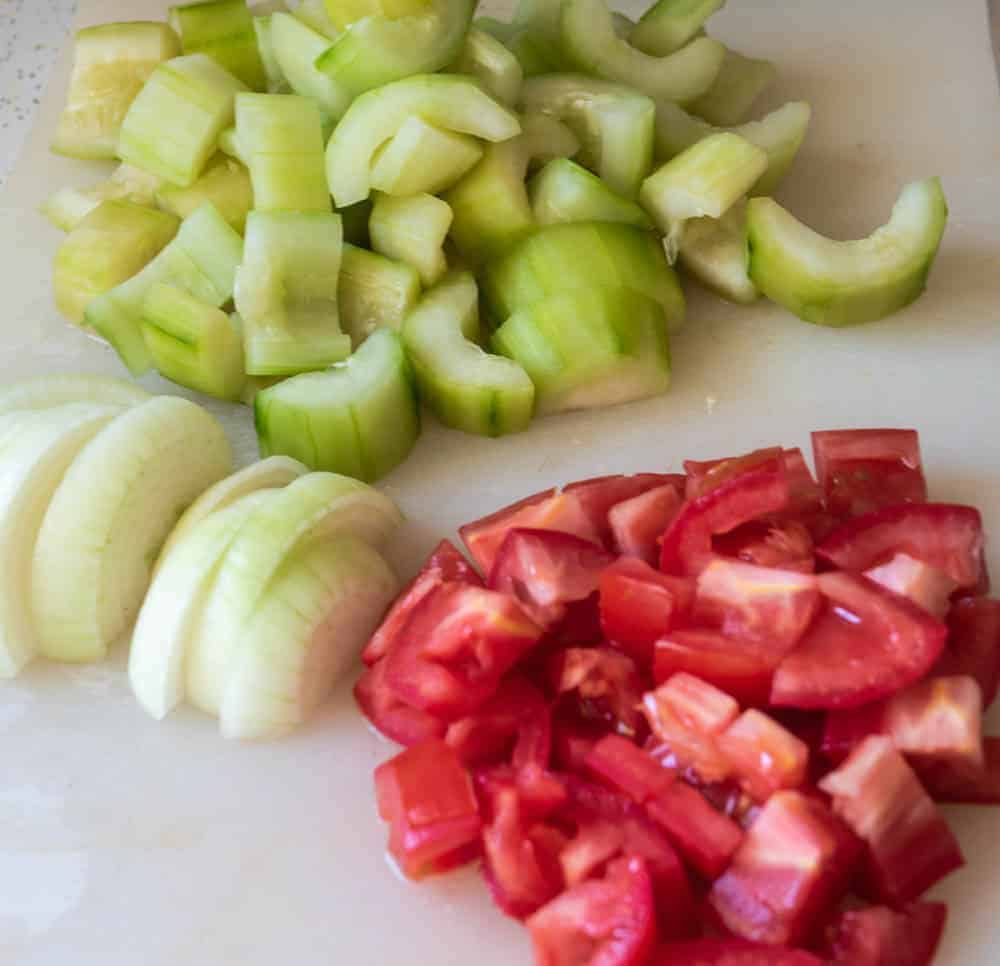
322;0;429;31
42;163;166;233
369;193;451;287
270;12;351;120
218;124;248;163
254;328;419;481
746;177;948;327
370;116;484;197
340;243;422;346
142;283;247;400
52;22;180;160
492;286;671;415
234;210;350;375
53;200;180;325
678;202;758;304
156;154;254;232
529;158;653;229
629;0;723;56
236;92;330;212
0;375;150;416
325;74;522;207
170;0;268;89
450;26;523;106
402;272;534;435
118;53;248;187
687;47;776;127
293;0;341;36
253;15;290;92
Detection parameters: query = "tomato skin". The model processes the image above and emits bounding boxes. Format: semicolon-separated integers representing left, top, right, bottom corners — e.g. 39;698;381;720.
684;448;785;501
820;902;947;966
354;658;446;746
934;596;1000;706
609;484;684;565
551;646;647;737
586;735;675;805
566;474;683;546
717;710;809;802
654;939;823;965
918;735;1000;804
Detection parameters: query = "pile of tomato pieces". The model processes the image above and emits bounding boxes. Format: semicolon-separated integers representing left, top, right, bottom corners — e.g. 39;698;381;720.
356;429;999;965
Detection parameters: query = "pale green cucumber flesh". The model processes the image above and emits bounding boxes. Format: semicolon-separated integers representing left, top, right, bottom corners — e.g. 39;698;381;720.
677;202;758;304
340;242;421;346
156;154;254;232
529;158;653;229
269;13;351;120
369;192;452;287
449;26;523;106
629;0;723;56
369;116;484;196
687;47;776;127
170;0;268;89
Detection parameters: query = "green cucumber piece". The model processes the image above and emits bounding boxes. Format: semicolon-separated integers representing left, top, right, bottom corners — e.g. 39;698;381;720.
629;0;722;56
217;124;247;162
687;47;776;126
483;221;685;333
559;0;724;105
325;74;521;207
52;22;180;160
677;202;757;304
142;283;246;400
156;154;254;232
86;202;243;374
292;0;341;36
170;0;267;89
235;210;350;375
53;201;180;325
369;193;452;287
118;53;248;187
322;0;428;30
253;15;290;92
450;27;523;106
474;15;518;43
746;177;948;327
492;286;670;415
402;272;534;435
42;164;166;232
254;328;419;481
340;242;421;346
370;116;484;197
236;92;330;211
269;12;350;120
529;158;653;230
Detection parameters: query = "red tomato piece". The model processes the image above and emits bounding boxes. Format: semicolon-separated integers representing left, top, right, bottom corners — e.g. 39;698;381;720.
708;790;858;946
566;473;683;545
918;735;1000;804
816;503;985;590
527;855;657;966
559;818;627;887
717;710;809;802
609;483;684;564
551;646;646;736
935;596;1000;706
655;939;823;965
770;573;948;710
384;583;543;720
354;658;446;746
374;740;481;880
553;709;612;773
821;902;947;966
684;448;785;500
600;557;695;664
489;528;614;628
818;736;964;905
712;519;816;573
863;553;957;618
362;539;482;666
586;734;674;804
782;447;825;516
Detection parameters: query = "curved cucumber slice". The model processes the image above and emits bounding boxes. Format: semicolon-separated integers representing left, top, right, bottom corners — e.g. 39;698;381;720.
254;328;419;481
402;272;534;436
220;535;398;739
629;0;723;56
493;286;670;415
236;92;330;212
42;164;166;233
54;200;180;325
170;0;267;90
314;0;474;97
370;116;484;197
0;375;149;416
560;0;724;105
678;202;758;304
322;0;428;31
687;47;776;127
156;154;254;232
33;396;232;663
340;243;422;346
52;22;180;160
530;157;653;230
325;74;521;208
450;26;523;106
369;193;451;287
746;177;948;327
253;15;290;92
270;12;351;121
293;0;341;36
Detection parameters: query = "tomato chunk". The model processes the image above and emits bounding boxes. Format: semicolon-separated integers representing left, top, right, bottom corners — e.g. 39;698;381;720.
655;939;823;965
817;503;984;590
354;658;446;746
684;448;785;500
863;552;957;618
566;473;682;545
551;646;646;736
374;740;481;880
771;573;948;710
586;734;674;804
918;735;1000;804
609;483;684;564
821;902;947;966
712;519;816;573
708;790;858;946
935;596;1000;706
818;736;964;905
717;710;809;802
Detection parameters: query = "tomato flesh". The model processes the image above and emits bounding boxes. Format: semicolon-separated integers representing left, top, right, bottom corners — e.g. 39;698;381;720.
655;939;823;965
566;473;682;545
821;902;947;966
863;552;957;618
717;710;809;802
712;519;816;573
918;735;1000;804
609;483;684;564
935;596;1000;706
354;658;446;746
586;734;674;804
551;646;646;737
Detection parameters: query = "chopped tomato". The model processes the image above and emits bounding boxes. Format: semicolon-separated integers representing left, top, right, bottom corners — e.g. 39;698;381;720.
717;710;809;802
818;736;964;905
566;473;682;545
384;584;544;720
817;503;985;590
354;658;446;746
935;596;1000;706
600;557;695;664
918;735;1000;804
712;519;816;573
362;539;482;666
684;448;785;500
553;708;612;773
374;740;481;880
551;646;646;736
609;483;684;564
771;573;948;710
863;553;957;618
527;855;657;966
821;902;947;966
708;790;859;946
781;448;825;517
655;939;823;965
586;734;674;804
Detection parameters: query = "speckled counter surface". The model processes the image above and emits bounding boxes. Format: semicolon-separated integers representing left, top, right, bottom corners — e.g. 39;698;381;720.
0;0;76;187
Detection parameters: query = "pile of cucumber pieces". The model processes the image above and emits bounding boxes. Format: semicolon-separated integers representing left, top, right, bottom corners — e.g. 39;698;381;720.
46;0;947;483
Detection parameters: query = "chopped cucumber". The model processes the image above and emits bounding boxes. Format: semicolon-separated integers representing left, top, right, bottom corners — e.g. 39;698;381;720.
86;202;244;375
218;124;248;163
53;200;180;325
370;116;484;197
746;177;948;327
52;22;180;160
170;0;268;90
292;0;341;36
253;15;290;92
492;286;671;415
559;0;724;105
529;158;653;229
629;0;723;56
369;192;451;287
236;92;330;212
270;12;351;120
474;15;518;43
340;242;422;346
156;154;254;232
118;53;248;187
42;163;165;233
142;283;246;400
254;328;419;481
402;272;534;435
234;210;350;375
687;47;776;127
325;74;521;207
678;202;758;304
450;27;523;106
315;0;474;96
0;375;149;416
322;0;430;31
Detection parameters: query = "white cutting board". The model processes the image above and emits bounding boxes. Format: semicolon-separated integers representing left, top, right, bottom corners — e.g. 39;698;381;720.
2;1;1000;963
